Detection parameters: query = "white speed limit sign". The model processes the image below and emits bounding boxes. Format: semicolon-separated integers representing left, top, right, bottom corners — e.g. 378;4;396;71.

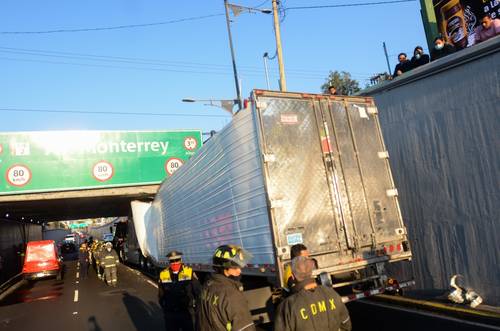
6;165;32;187
165;158;184;175
184;137;198;151
92;161;114;182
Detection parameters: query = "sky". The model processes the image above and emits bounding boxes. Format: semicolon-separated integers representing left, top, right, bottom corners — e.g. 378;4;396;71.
1;0;428;134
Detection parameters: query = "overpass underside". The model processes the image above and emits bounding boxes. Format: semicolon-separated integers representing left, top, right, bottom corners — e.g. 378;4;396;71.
0;185;159;222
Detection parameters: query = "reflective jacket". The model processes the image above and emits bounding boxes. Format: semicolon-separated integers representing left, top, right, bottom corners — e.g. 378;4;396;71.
100;250;119;268
197;274;255;331
158;265;201;313
274;279;351;331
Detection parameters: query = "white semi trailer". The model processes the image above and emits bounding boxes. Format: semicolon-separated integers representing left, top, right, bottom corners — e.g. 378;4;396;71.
127;90;414;320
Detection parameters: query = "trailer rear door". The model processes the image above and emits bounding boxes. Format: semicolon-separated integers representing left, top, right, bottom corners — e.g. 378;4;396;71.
254;91;406;259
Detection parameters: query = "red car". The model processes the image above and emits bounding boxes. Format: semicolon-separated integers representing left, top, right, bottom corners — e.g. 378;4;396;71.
22;240;64;280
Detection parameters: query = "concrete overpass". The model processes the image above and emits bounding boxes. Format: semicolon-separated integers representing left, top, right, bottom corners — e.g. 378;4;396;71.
0;185;159;222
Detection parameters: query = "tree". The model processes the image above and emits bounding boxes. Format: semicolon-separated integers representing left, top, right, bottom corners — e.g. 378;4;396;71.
321;70;360;96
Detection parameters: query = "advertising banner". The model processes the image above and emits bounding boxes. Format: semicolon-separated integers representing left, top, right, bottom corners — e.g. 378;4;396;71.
0;130;202;195
433;0;500;49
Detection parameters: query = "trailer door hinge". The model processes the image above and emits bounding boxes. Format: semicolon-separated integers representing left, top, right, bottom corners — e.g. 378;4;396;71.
367;106;379;115
386;188;399;197
263;153;276;163
270;199;285;209
378;151;389;159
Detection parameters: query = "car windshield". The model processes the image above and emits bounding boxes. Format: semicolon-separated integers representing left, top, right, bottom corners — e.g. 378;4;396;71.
26;244;55;262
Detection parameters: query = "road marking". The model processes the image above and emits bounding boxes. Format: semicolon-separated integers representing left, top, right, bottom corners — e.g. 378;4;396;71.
76;272;79;279
358;300;500;330
76;281;79;284
74;290;79;302
72;312;78;315
146;280;158;289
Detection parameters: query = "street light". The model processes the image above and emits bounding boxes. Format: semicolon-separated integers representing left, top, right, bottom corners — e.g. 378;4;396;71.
182;98;238;115
224;1;273;111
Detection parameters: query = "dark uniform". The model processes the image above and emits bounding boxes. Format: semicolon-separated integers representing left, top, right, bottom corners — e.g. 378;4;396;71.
274;280;351;331
198;274;255;331
197;244;255;331
158;265;200;331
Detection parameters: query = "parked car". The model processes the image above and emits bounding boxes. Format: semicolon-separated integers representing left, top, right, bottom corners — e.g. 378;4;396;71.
22;240;64;280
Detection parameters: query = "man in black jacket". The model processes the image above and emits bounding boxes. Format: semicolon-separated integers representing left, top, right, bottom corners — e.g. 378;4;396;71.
197;245;255;331
393;53;411;77
158;251;201;331
274;256;351;331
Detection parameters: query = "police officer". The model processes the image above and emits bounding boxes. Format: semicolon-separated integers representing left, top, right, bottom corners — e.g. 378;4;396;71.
274;256;351;331
158;251;201;331
198;245;255;331
101;242;119;287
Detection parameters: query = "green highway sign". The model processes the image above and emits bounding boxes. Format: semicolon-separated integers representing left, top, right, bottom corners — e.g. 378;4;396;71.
0;130;202;195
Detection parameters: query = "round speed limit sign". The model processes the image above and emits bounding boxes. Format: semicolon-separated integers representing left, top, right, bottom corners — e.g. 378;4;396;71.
6;165;32;187
92;161;114;182
165;158;184;176
184;137;198;151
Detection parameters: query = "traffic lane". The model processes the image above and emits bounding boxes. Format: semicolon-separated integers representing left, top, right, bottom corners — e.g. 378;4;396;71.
347;299;500;331
0;261;78;330
76;261;164;331
0;260;165;331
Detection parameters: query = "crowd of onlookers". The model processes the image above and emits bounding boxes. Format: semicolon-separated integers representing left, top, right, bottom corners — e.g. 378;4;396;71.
393;13;500;78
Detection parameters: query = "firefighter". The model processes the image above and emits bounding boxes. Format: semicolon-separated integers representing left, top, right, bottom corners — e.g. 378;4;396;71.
274;256;352;331
198;244;255;331
101;242;119;287
158;251;201;331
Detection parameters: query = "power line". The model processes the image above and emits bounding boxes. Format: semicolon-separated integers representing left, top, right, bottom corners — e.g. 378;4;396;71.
0;46;374;77
0;108;230;118
285;0;416;10
0;13;224;34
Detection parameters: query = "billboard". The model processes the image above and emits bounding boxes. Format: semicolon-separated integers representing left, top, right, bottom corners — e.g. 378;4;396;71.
433;0;500;49
0;130;202;195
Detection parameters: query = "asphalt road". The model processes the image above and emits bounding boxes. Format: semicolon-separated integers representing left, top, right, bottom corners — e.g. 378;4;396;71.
1;258;498;331
348;299;500;331
0;259;164;331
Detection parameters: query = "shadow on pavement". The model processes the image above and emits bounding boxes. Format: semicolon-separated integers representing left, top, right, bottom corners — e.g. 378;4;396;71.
122;291;164;331
87;316;103;331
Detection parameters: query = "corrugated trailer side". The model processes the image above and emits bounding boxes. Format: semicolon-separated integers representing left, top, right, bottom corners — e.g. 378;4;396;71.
147;101;276;274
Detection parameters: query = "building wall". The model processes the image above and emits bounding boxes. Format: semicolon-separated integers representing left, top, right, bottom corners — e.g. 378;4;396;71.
363;38;500;304
0;220;42;283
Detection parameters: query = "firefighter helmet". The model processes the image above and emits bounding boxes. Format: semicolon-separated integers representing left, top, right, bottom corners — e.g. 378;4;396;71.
212;245;252;269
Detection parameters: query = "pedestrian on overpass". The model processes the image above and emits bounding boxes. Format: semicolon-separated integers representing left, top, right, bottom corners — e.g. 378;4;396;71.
274;256;351;331
198;245;256;331
79;243;89;280
101;242;119;287
158;251;201;331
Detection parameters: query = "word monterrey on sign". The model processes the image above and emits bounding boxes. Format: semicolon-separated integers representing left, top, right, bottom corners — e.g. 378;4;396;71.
0;130;202;195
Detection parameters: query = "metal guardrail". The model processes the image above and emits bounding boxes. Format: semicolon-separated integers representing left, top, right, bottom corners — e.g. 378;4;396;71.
0;272;23;296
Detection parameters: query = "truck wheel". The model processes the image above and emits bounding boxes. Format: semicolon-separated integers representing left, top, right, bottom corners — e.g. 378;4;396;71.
139;255;146;270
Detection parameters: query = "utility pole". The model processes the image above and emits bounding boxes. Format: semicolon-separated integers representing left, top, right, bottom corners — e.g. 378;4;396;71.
383;42;391;75
263;53;271;90
224;0;243;111
272;0;287;92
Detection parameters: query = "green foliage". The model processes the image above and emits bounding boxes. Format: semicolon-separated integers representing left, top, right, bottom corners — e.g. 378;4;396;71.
321;70;360;95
